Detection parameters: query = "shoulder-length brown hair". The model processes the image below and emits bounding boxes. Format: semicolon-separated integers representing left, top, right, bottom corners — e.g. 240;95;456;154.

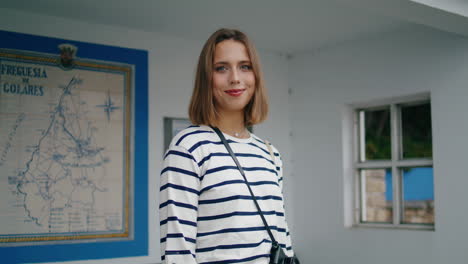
189;28;268;126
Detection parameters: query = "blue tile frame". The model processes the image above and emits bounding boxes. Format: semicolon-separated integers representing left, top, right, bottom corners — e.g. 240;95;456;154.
0;30;148;263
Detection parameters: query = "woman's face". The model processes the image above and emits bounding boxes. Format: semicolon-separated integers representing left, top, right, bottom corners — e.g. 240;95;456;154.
212;39;255;116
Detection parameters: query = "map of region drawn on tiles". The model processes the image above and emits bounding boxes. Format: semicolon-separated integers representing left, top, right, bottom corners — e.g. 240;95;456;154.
0;46;132;244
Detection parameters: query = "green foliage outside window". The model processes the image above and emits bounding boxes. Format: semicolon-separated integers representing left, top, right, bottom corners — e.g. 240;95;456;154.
365;109;391;160
363;102;431;160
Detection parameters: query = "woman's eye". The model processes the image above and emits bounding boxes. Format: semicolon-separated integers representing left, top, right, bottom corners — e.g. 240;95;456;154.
214;66;227;72
240;64;252;71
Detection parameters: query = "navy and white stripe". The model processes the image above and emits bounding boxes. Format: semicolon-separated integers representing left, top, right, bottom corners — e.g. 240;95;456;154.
160;125;293;264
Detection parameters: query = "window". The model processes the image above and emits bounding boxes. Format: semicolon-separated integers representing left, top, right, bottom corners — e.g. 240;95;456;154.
352;94;434;230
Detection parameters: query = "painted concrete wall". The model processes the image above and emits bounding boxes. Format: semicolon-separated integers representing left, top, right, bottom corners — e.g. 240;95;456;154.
288;24;468;263
0;8;293;264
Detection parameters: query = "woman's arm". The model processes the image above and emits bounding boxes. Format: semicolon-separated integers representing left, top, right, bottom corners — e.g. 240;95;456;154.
272;146;295;257
159;145;201;263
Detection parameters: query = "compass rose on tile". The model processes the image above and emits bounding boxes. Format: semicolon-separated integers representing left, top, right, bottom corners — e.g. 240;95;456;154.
96;90;121;121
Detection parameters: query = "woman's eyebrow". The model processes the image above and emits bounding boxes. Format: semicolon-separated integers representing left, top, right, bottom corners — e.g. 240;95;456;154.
213;60;251;65
213;61;229;65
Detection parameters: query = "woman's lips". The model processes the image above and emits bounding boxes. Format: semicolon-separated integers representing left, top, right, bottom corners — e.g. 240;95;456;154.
225;89;245;97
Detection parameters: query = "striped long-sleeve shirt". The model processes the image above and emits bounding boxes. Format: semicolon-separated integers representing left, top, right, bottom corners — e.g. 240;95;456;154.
159;125;294;264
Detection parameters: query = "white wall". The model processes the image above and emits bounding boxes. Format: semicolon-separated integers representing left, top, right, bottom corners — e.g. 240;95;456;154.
0;8;293;264
288;24;468;263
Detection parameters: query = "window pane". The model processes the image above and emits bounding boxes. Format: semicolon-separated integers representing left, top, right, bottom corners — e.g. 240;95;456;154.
401;102;432;158
402;167;435;224
360;169;392;223
360;108;391;161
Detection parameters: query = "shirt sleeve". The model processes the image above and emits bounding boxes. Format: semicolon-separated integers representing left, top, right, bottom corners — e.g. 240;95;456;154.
159;144;201;264
273;148;295;257
276;150;284;191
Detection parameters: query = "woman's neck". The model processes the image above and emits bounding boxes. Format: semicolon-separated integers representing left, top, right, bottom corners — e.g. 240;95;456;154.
215;111;249;138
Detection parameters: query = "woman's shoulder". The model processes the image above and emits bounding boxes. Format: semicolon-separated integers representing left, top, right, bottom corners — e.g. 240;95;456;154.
169;125;216;150
251;133;280;155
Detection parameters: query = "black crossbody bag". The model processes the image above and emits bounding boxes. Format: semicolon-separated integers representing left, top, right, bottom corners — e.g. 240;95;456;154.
212;127;300;264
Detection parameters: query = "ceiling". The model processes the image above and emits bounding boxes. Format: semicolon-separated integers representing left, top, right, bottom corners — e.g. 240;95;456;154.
2;0;468;54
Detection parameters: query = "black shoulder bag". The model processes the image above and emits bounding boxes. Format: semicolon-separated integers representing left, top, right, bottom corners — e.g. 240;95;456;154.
212;127;300;264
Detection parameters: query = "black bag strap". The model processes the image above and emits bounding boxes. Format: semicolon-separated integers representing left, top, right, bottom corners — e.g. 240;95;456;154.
211;126;278;245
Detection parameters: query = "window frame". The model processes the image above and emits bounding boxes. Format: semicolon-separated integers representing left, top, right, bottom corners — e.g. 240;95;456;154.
349;92;434;230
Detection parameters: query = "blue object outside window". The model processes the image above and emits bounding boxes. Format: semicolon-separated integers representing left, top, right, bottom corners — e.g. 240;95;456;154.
385;167;434;201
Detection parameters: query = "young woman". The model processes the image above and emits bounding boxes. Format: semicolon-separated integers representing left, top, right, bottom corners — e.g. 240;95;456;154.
160;28;295;263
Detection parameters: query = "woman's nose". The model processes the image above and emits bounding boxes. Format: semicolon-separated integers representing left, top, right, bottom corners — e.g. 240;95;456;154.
229;69;241;84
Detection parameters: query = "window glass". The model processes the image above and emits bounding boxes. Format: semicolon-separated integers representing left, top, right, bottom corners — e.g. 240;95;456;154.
401;167;435;224
360;108;391;161
361;169;393;223
401;102;432;159
354;97;434;229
